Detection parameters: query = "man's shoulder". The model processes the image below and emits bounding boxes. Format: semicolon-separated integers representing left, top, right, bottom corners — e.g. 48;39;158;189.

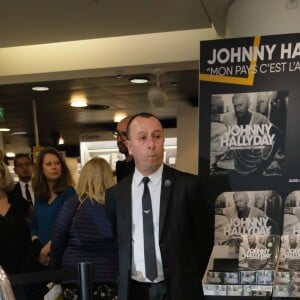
163;165;199;190
12;181;21;193
220;111;236;125
251;112;270;124
107;175;132;193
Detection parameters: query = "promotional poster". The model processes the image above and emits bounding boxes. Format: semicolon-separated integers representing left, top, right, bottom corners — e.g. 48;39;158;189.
215;190;282;246
199;32;300;236
238;235;279;271
278;234;300;271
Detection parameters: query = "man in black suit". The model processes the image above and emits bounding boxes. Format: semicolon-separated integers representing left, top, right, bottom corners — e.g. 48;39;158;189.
106;112;213;300
13;153;35;206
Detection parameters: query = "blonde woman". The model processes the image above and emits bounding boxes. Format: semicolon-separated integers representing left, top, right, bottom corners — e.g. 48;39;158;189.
50;157;118;299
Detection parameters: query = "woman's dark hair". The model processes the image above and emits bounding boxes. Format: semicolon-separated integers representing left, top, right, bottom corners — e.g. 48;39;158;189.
32;147;74;201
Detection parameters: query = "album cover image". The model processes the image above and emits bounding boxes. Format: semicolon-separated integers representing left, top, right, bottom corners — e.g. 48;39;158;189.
275;271;291;285
256;270;275;285
243;285;252;296
273;285;291;297
214;285;227;296
240;271;257;285
251;290;271;297
291;284;300;297
214;191;282;248
205;271;223;284
238;234;280;271
210;91;287;176
223;272;239;285
227;285;243;296
291;271;300;284
203;284;226;296
202;284;217;296
283;191;300;235
278;235;300;271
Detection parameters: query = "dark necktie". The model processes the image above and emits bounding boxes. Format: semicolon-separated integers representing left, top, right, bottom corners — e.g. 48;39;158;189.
142;177;157;281
25;183;33;205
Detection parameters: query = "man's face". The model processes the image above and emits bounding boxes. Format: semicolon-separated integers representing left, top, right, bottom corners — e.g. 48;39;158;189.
248;236;256;246
254;193;265;209
127;116;164;176
14;157;33;182
289;235;297;246
233;193;248;212
232;95;249;119
116;118;130;155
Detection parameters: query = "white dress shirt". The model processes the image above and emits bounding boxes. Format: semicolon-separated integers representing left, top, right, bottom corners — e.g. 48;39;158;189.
19;180;35;206
131;164;164;282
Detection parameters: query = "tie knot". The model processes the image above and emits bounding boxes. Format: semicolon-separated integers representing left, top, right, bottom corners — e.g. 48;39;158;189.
142;177;150;185
25;183;29;188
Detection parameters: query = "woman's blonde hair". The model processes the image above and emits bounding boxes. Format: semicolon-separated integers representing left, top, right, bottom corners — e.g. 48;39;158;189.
0;161;15;191
77;157;115;204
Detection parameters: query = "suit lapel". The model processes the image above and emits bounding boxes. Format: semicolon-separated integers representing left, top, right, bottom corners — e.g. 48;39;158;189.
159;165;176;240
120;175;133;242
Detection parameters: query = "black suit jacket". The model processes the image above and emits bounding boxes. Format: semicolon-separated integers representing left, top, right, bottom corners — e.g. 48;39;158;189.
106;164;213;300
13;182;33;204
13;182;23;198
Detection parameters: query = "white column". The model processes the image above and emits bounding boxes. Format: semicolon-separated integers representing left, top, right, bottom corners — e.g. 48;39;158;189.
176;106;199;175
226;0;300;37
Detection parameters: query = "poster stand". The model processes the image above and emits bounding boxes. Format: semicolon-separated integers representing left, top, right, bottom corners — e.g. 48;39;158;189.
199;32;300;299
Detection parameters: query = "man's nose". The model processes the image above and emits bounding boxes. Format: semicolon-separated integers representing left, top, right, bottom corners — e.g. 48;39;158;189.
146;137;155;148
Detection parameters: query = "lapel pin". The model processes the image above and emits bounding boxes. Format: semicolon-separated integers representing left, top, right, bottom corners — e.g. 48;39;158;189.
164;179;171;187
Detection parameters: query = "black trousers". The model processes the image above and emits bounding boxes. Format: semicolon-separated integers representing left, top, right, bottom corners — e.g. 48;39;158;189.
130;280;167;300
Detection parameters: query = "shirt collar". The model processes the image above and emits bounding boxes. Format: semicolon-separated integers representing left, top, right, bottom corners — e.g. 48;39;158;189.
133;163;163;187
20;180;32;187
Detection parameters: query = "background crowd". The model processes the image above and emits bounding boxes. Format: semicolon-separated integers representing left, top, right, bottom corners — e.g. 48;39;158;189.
0;113;212;300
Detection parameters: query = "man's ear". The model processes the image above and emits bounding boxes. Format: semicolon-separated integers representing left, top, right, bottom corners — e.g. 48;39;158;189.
126;140;132;155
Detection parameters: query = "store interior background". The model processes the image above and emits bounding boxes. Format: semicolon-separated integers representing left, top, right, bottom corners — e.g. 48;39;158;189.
0;0;300;178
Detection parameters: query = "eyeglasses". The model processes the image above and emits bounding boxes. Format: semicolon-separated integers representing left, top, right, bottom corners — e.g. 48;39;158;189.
113;130;127;139
15;163;32;169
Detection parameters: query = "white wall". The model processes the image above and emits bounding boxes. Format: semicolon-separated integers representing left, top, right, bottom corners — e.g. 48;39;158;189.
176;106;199;175
227;0;300;37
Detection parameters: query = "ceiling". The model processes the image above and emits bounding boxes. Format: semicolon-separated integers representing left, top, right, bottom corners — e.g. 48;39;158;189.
0;0;233;153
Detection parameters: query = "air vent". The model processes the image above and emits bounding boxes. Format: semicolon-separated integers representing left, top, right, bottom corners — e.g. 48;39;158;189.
83;104;110;110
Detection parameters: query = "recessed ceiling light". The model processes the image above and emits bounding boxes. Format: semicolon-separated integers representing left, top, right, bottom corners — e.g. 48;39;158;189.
129;76;149;84
32;86;49;91
70;98;88;107
0;128;10;132
58;136;64;145
5;152;15;158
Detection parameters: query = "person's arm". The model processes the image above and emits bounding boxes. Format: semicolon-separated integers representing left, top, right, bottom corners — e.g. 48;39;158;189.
31;205;39;240
105;188;117;239
50;195;79;269
39;241;51;266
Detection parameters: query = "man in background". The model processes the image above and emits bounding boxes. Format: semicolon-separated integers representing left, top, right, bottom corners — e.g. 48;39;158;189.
13;153;35;206
114;115;135;181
